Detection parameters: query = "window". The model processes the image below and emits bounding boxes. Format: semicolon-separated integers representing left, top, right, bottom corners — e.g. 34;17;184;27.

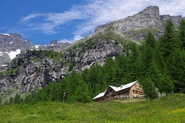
109;92;112;96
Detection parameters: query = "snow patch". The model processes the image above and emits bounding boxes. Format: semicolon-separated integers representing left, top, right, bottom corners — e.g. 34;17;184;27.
2;64;8;67
10;42;13;45
8;49;21;60
35;45;40;49
1;33;10;36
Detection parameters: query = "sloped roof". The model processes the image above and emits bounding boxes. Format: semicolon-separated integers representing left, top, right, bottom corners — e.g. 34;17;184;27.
93;80;138;100
93;91;106;100
110;81;137;92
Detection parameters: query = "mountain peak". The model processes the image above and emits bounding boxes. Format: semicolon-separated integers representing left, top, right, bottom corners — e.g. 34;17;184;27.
139;6;159;16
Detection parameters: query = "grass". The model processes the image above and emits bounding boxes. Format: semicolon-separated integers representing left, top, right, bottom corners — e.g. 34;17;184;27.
0;94;185;123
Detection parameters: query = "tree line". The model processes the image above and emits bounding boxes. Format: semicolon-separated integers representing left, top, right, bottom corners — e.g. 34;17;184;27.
2;19;185;104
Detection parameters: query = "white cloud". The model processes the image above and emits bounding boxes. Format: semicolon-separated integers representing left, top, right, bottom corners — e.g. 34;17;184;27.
58;39;72;43
58;34;84;43
73;35;84;41
21;13;42;22
20;11;84;35
19;0;185;42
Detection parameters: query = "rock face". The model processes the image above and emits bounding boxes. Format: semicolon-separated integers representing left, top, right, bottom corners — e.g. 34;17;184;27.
64;39;123;72
0;38;122;101
0;50;69;100
0;33;34;51
0;33;34;66
94;6;184;41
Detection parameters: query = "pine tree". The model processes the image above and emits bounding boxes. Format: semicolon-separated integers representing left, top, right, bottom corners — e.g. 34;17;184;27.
147;57;161;88
127;43;142;80
74;80;91;103
115;55;130;82
153;47;167;72
141;45;154;74
142;77;158;99
159;20;179;59
168;49;185;93
145;31;156;48
158;74;174;95
141;32;156;76
179;19;185;49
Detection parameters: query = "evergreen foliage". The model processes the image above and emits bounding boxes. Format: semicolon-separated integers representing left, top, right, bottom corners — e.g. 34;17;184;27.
179;19;185;49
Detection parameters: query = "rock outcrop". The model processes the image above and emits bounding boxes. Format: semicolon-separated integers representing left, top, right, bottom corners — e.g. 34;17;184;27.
0;53;67;100
0;33;34;51
36;40;71;52
0;33;34;66
64;38;123;72
94;6;184;41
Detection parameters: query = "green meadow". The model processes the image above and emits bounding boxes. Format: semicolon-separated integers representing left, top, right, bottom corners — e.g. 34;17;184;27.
0;94;185;123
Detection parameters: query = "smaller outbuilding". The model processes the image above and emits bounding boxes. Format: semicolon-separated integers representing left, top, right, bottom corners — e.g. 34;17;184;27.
93;80;144;102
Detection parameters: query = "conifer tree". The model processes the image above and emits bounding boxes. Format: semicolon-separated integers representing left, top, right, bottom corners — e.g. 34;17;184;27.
159;20;178;59
141;32;156;75
74;80;91;103
145;31;156;48
168;49;185;92
179;19;185;49
128;43;142;80
153;47;167;72
142;77;158;99
141;45;154;74
158;73;174;95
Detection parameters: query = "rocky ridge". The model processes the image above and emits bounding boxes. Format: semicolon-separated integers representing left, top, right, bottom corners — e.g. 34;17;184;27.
36;40;71;52
0;33;34;66
0;34;71;66
93;6;184;41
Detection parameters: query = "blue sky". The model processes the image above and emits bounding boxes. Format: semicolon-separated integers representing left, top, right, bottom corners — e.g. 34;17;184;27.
0;0;185;45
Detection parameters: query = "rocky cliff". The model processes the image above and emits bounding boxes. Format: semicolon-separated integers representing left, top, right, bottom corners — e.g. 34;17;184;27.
93;6;184;41
0;38;123;101
0;33;34;51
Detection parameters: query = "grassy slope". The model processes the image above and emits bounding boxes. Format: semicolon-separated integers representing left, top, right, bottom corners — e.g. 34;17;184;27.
0;94;185;123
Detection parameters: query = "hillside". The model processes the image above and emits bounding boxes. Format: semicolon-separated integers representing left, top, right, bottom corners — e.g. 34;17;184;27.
0;94;185;123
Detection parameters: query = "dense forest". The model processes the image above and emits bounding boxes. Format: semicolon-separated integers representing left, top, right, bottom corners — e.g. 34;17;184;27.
5;19;185;104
